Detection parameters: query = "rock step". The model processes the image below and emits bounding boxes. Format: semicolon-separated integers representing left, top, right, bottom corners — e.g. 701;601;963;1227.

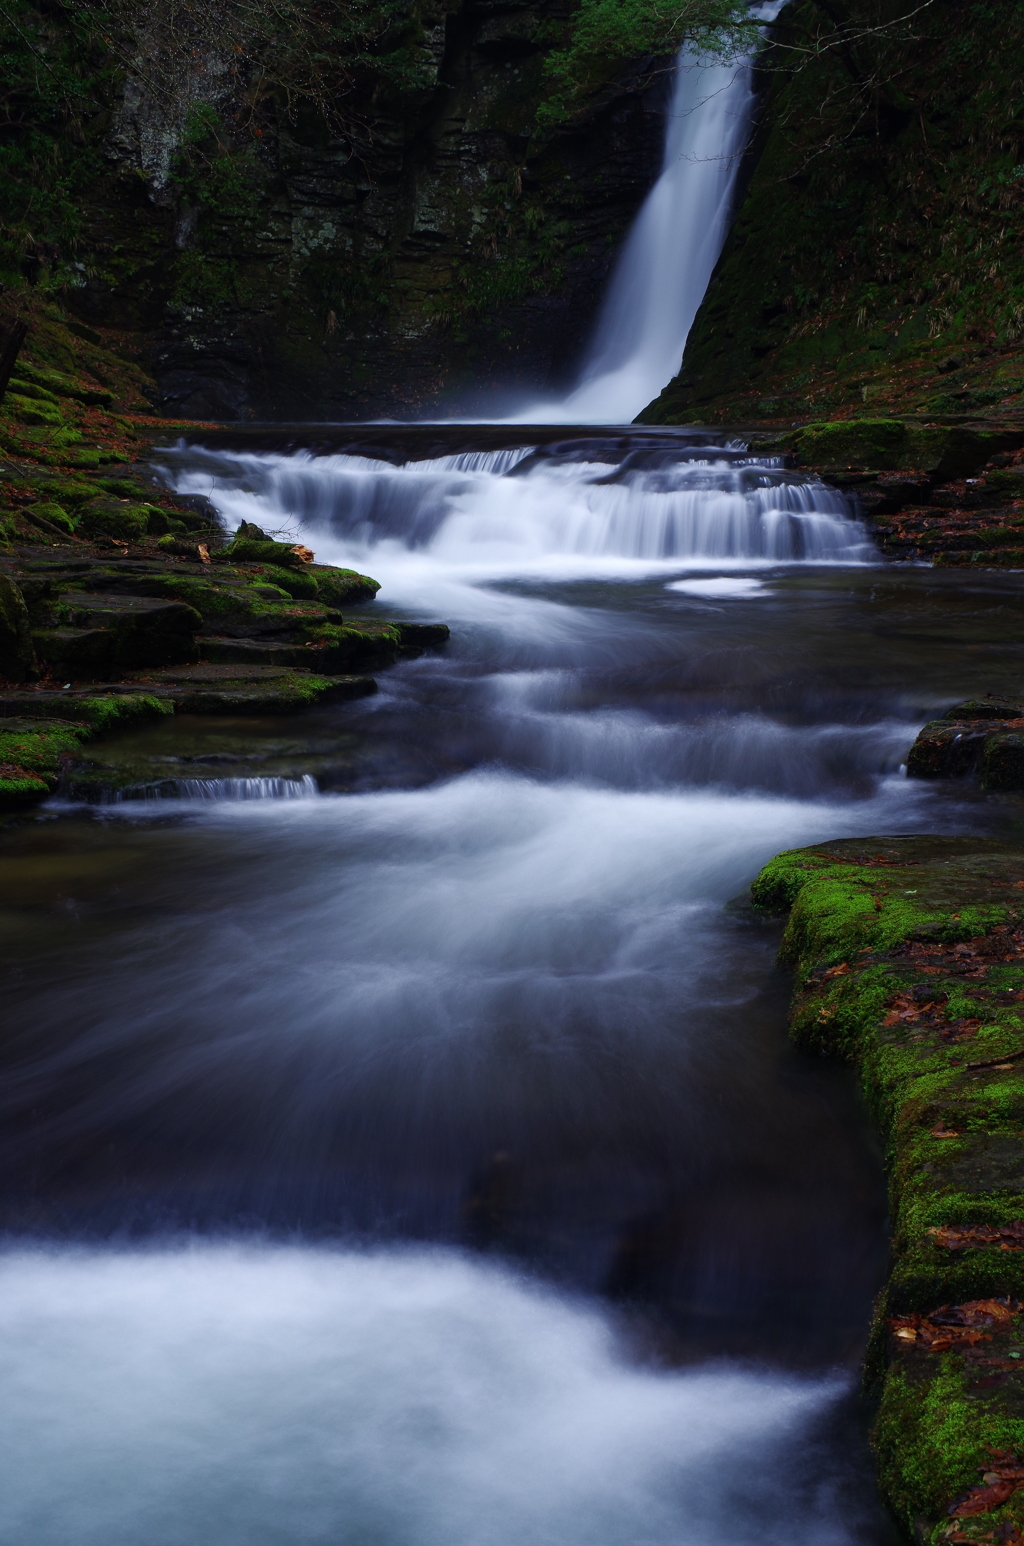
199;636;314;667
0;666;377;722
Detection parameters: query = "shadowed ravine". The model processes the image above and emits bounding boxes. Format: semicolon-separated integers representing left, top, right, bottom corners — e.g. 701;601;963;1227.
6;428;1024;1543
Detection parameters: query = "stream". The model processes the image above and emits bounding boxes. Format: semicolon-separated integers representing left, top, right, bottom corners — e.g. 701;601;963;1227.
4;428;1024;1543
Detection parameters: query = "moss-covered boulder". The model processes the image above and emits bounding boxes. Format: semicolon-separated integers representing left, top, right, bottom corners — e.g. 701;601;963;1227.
76;497;151;543
27;501;75;536
4;392;64;428
310;565;381;607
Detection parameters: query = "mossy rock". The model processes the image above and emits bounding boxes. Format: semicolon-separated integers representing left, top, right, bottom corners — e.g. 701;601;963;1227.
34;476;103;505
221;537;311;569
159;576;265;624
310;565;381;606
262;564;319;599
4;393;65;428
984;469;1024;498
789;420;1005;481
7;377;60;405
14;361;114;408
77;497;150;542
0;695;173;808
0;716;85;805
27;501;75;536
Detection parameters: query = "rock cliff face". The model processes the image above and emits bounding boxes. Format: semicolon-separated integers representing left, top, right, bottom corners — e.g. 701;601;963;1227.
16;0;667;420
642;0;1024;428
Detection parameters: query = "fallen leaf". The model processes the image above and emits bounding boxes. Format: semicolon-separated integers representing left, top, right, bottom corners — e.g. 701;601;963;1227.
929;1223;1024;1251
950;1478;1018;1516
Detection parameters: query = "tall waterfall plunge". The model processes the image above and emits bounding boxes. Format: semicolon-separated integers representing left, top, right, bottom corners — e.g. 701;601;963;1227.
518;4;785;425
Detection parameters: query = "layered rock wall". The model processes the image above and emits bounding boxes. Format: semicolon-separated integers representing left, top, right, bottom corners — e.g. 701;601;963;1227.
18;0;668;420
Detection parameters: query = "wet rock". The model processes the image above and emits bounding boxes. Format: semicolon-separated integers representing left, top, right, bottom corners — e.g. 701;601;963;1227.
136;662;377;715
0;696;171;807
0;572;37;681
395;621;451;651
0;489;446;801
32;626;114;678
908;699;1024;789
63;593;202;668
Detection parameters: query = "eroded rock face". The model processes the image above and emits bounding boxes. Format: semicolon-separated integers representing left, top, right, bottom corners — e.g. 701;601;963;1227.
71;0;668;420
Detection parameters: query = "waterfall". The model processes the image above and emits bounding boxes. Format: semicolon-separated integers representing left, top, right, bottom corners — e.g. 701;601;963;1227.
518;3;785;424
110;776;320;803
163;440;871;572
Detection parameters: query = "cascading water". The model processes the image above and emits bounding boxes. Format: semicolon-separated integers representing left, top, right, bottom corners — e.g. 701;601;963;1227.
110;774;320;802
162;436;872;598
516;3;786;424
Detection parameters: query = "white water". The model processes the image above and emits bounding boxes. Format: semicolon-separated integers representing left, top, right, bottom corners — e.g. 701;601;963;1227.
163;440;872;625
112;774;320;802
517;4;785;424
0;1244;858;1546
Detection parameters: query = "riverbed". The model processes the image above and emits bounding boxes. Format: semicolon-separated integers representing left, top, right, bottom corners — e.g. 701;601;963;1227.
3;429;1024;1544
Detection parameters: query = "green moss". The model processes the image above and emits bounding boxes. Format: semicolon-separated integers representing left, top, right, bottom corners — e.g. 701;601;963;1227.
875;1361;1024;1534
76;499;151;543
4;393;65;428
27;501;75;536
262;565;319;600
220;538;311;569
310;566;381;607
755;833;1024;1537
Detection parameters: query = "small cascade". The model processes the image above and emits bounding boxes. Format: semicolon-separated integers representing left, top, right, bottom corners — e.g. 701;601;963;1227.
111;776;320;803
164;439;871;569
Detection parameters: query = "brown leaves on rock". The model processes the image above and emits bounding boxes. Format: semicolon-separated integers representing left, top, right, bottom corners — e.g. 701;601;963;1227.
883;990;948;1026
899;928;1024;981
929;1223;1024;1252
890;1298;1019;1353
881;986;978;1043
948;1453;1024;1523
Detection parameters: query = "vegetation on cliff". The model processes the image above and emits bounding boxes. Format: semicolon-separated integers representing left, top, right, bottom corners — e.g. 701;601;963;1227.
642;0;1024;427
